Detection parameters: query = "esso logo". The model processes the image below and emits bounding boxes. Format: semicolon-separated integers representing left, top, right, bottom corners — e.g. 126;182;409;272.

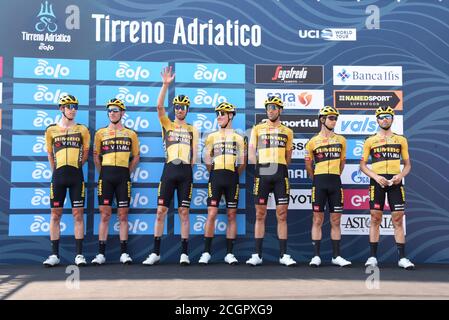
116;62;150;81
31;189;51;206
122;115;149;131
194;164;209;181
351;194;369;207
33;137;47;153
33;111;61;128
30;216;67;233
194;64;227;82
34;59;70;78
130;167;149;182
130;193;149;208
33;86;68;104
194;89;226;106
32;163;52;180
116;87;150;106
114;219;148;234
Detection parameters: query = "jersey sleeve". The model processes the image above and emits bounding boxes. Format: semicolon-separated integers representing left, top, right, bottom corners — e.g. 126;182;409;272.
237;134;246;164
159;115;171;130
45;127;53;153
362;137;371;162
81;126;90;150
401;137;409;161
94;130;101;155
286;128;293;151
340;136;347;161
249;125;258;149
131;130;140;157
305;138;313;161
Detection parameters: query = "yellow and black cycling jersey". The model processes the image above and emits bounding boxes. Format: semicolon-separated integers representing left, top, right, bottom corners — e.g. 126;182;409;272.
249;121;293;165
94;126;139;168
160;115;198;164
204;130;246;172
45;123;90;170
305;133;346;175
362;133;409;175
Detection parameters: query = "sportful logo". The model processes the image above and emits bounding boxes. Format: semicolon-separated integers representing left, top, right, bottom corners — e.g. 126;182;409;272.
35;1;57;32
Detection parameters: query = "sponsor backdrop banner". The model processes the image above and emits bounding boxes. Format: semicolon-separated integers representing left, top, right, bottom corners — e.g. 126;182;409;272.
0;0;448;264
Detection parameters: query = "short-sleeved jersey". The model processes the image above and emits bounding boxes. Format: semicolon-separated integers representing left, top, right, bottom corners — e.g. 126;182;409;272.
362;133;409;175
160;115;198;164
45;123;90;169
94;127;139;168
249;122;293;165
204;130;246;172
305;133;346;175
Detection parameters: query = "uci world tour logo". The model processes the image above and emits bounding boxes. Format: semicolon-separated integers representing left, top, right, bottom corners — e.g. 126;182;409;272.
35;1;58;32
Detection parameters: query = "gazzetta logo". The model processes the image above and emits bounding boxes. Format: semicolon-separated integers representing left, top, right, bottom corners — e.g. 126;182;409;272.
116;62;150;81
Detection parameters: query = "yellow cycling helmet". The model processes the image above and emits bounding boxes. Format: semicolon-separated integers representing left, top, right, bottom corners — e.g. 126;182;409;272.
319;106;340;117
58;94;78;106
264;96;284;108
375;106;395;117
173;95;190;107
215;102;236;115
107;98;126;110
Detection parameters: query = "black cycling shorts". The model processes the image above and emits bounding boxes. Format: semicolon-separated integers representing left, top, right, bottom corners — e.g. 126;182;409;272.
50;166;85;208
98;166;131;208
370;174;405;212
312;174;343;213
253;164;290;206
207;170;239;209
158;162;193;208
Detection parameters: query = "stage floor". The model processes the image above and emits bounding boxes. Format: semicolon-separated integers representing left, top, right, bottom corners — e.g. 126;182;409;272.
1;262;449;300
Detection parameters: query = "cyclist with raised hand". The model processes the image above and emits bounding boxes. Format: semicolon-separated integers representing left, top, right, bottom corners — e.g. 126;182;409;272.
305;106;351;268
360;106;414;270
91;98;140;265
246;96;297;267
143;66;198;266
198;102;246;265
43;94;90;267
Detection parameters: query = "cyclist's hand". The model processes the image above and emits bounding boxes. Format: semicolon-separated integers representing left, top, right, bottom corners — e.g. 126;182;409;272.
391;175;402;185
161;66;175;85
375;175;389;188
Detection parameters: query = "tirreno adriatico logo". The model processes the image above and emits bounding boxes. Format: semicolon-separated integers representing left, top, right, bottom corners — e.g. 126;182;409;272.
35;1;57;32
21;1;79;51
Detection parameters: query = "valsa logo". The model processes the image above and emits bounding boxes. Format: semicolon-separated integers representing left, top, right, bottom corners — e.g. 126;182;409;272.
334;90;403;110
255;89;324;109
340;214;405;235
333;66;402;86
254;65;323;84
21;1;80;51
255;114;320;134
335;115;403;135
175;63;245;84
299;28;357;41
